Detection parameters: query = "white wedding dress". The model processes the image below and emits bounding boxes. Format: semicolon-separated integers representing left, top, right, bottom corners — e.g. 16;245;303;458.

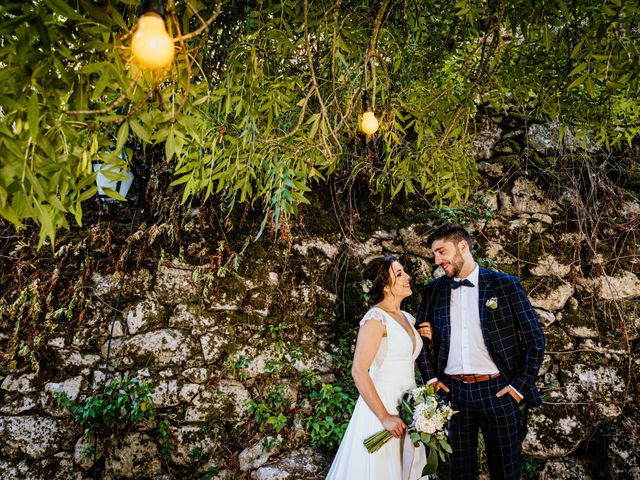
326;307;427;480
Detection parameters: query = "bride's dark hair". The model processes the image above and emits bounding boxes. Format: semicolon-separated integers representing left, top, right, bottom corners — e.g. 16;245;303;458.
363;255;398;304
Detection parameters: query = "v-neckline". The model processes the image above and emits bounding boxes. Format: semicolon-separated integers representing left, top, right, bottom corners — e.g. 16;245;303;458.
376;308;417;353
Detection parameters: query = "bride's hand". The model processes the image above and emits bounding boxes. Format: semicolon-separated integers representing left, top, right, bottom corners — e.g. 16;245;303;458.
417;322;432;341
381;414;406;438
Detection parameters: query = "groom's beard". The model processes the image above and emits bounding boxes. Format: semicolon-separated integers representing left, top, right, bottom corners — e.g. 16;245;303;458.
445;251;465;278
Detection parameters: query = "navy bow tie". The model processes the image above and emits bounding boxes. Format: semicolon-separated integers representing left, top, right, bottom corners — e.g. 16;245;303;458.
450;278;474;289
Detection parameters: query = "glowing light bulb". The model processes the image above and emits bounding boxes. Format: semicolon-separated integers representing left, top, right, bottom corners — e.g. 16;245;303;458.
361;110;379;136
131;12;174;69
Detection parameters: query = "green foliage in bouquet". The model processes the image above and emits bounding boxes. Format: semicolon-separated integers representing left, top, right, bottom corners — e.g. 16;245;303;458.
364;384;457;476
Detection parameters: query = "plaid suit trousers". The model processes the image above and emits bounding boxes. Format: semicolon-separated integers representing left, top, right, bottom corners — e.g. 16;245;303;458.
444;376;522;480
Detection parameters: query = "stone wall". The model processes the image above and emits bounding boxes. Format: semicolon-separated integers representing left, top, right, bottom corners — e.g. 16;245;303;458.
1;119;639;480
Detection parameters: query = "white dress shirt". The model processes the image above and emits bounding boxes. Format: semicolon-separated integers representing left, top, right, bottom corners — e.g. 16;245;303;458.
445;264;499;375
428;264;522;400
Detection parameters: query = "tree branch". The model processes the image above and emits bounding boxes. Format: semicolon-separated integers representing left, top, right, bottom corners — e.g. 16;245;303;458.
329;0;350;135
368;0;391;55
174;0;223;42
368;50;391;110
266;83;314;143
64;71;143;115
168;5;192;122
183;0;208;29
303;0;343;155
89;86;157;129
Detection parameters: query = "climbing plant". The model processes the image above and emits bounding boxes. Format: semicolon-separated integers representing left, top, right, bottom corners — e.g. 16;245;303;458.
55;376;156;438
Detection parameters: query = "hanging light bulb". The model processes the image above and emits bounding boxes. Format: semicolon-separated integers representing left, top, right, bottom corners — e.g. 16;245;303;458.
360;91;379;136
131;0;174;70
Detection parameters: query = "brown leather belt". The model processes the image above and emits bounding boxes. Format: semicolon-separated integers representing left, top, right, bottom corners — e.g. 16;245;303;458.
447;373;501;383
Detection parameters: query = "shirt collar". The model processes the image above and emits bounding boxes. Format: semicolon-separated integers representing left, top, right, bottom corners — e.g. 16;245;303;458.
454;263;479;286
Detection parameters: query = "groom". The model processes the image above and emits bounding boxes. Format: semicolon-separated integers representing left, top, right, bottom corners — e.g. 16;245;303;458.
416;223;545;480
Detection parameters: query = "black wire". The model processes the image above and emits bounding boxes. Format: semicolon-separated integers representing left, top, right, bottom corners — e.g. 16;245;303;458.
101;205;139;385
92;200;140;480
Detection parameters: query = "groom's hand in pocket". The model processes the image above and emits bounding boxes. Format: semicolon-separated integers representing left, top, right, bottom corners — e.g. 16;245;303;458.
381;415;407;438
428;379;450;394
496;385;522;404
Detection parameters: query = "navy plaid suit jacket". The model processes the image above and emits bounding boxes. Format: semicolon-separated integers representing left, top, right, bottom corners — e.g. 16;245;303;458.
416;267;545;407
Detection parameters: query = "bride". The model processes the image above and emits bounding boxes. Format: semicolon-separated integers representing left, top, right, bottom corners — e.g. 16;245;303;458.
326;255;431;480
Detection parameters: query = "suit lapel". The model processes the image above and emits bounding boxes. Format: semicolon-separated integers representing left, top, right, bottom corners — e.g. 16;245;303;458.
441;280;451;336
439;280;451;372
478;267;493;348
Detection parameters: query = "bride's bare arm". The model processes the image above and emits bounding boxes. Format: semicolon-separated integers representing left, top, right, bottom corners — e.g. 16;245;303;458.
351;319;406;437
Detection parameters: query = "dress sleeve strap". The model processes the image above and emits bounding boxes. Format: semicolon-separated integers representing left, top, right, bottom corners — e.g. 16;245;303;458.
359;307;387;327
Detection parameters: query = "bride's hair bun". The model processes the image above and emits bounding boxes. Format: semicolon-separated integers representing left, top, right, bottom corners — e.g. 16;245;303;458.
362;255;397;304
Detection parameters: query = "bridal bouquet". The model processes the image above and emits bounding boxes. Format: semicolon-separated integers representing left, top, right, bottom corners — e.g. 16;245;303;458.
363;384;457;475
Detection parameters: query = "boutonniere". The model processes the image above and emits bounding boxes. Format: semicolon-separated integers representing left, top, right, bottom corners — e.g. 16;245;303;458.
486;297;498;309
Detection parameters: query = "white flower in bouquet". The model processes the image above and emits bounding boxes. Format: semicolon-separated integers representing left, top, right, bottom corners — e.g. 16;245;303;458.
363;384;458;476
413;403;438;434
411;386;428;398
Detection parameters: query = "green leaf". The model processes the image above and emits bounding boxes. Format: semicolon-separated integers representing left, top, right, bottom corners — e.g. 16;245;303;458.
79;0;112;23
571;40;584;59
439;438;453;454
34;202;55;248
585;76;594;96
44;0;85;21
606;79;627;89
165;129;176;161
129;120;151;144
421;446;439;476
568;63;588;77
27;93;40;139
558;1;571;19
307;113;321;139
102;187;127;202
567;74;588;90
0;13;37;34
0;205;21;226
46;194;67;213
543;25;551;51
92;70;112;99
116;122;129;153
69;201;83;225
109;6;128;30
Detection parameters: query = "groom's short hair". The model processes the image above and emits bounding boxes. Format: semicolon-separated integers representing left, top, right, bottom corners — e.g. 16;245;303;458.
428;223;474;250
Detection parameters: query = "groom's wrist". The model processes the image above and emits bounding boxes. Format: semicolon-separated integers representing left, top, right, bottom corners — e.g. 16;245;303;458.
509;385;523;401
